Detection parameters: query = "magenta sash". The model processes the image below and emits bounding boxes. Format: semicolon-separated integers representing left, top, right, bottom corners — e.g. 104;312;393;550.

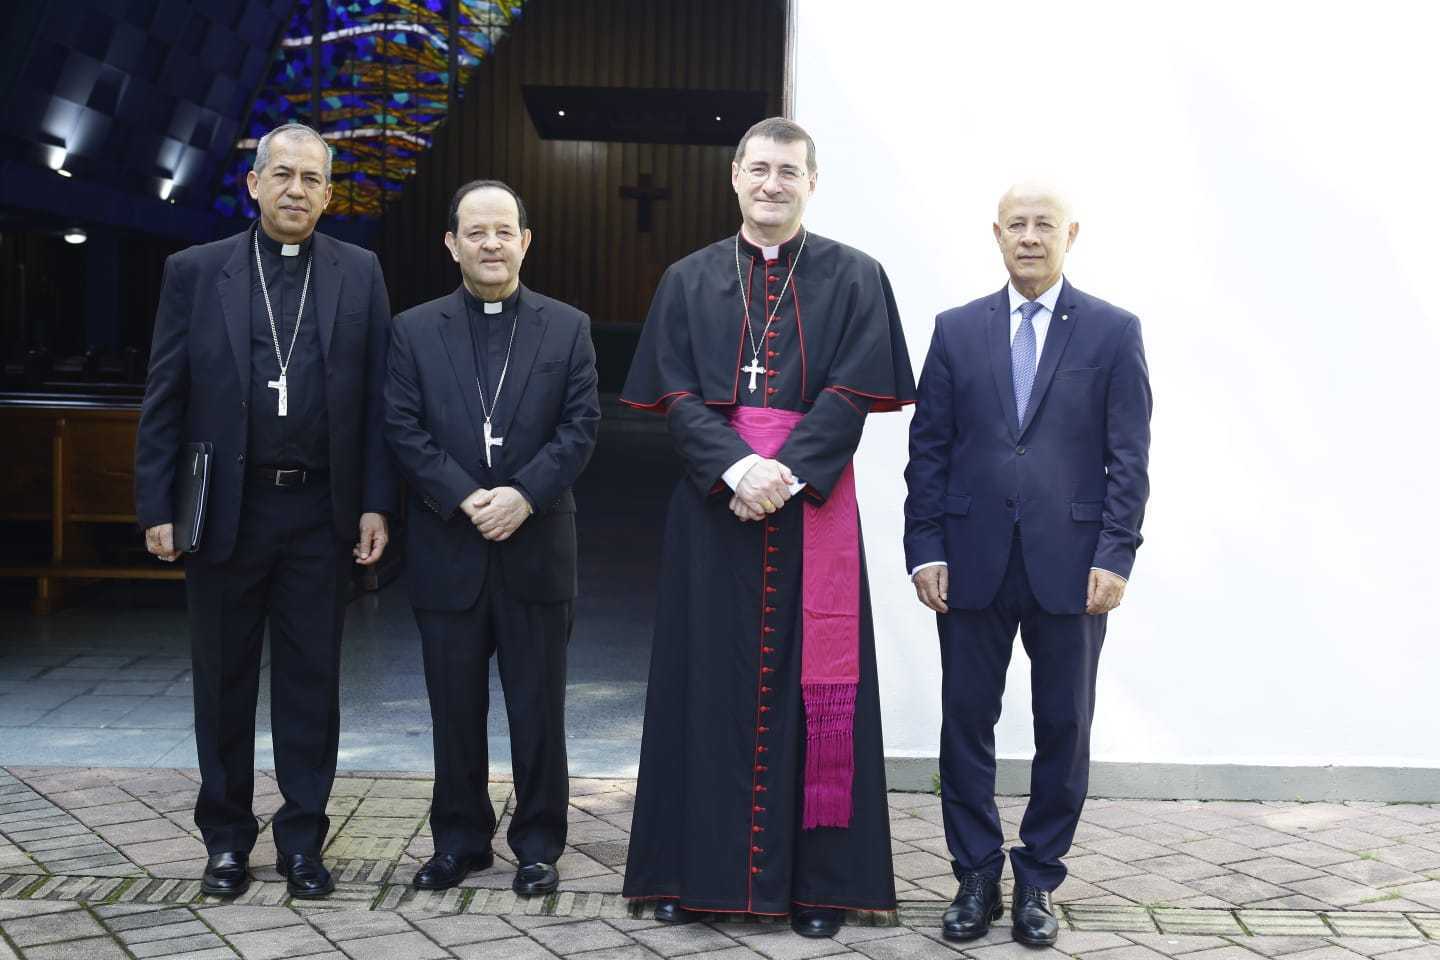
728;406;859;829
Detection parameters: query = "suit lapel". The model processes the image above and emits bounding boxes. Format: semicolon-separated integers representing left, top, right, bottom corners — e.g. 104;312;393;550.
216;230;252;399
438;287;488;463
1018;279;1078;437
985;286;1021;439
311;232;342;361
490;285;547;442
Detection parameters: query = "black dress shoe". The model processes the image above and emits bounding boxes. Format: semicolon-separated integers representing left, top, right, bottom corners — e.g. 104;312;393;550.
275;853;335;899
653;901;700;924
791;906;845;938
513;861;559;897
1012;886;1059;947
200;851;250;897
413;850;494;890
942;873;1003;941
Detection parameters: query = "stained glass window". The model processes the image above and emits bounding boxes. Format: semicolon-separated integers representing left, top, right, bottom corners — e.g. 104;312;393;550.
214;0;523;219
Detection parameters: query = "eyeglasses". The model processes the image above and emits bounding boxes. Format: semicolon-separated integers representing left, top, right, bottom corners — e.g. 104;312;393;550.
740;165;810;185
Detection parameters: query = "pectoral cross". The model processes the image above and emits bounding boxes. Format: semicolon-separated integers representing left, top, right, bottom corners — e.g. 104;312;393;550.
267;374;288;417
483;419;504;468
742;358;766;394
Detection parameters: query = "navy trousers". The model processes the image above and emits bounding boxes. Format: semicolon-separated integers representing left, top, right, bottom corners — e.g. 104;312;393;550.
937;528;1106;891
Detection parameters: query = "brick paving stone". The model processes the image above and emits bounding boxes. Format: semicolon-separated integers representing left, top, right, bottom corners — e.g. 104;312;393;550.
226;923;336;959
1345;819;1433;842
1100;875;1204;905
304;907;413;940
1229;859;1325;886
1407;913;1440;937
128;931;231;957
1248;896;1337;912
1084;839;1179;863
1187;875;1297;906
20;935;132;959
1327;939;1430;955
72;801;158;828
1122;933;1234;955
196;905;304;935
1308;831;1401;854
1065;905;1157;933
847;933;959;960
1138;857;1232;884
1267;845;1360;870
1071;856;1151;883
1178;841;1268;867
1325;861;1428;889
336;930;453;960
1;906;109;946
412;913;522;945
628;923;750;957
1285;877;1390;908
1214;828;1304;851
0;899;77;919
1235;912;1332;937
1323;913;1423;938
103;906;195;931
962;941;1079;960
1234;938;1334;958
1387;883;1440;910
1151;911;1245;936
1269;948;1367;960
1166;948;1260;960
733;927;855;959
523;919;635;955
1382;947;1440;960
452;936;562;959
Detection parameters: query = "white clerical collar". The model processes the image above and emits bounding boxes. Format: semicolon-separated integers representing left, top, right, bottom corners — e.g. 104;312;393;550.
483;301;503;315
1008;276;1064;315
281;243;301;257
761;243;780;261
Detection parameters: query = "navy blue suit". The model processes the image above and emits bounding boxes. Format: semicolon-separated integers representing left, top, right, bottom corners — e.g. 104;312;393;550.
903;279;1151;890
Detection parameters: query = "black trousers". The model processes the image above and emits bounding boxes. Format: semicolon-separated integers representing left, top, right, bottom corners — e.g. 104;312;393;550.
413;566;572;866
937;528;1106;891
185;479;349;857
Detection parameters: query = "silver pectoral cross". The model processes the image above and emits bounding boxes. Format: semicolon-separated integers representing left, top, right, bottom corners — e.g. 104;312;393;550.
483;419;504;468
741;358;766;394
267;374;288;417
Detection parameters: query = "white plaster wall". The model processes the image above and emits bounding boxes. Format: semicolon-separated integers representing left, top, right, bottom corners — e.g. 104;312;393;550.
793;0;1440;767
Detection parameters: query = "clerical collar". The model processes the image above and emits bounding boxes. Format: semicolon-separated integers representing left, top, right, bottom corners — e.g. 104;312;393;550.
255;222;313;259
462;284;521;317
737;227;805;263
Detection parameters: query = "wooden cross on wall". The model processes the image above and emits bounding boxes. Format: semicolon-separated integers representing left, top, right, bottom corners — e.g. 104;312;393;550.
618;173;670;233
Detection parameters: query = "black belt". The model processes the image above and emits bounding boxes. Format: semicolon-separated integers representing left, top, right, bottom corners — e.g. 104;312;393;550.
250;466;327;488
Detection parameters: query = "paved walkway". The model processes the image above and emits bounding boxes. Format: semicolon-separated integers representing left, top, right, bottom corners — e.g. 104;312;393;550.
2;768;1439;958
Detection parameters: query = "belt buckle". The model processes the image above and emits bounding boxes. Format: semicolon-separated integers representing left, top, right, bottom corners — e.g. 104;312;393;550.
274;468;303;487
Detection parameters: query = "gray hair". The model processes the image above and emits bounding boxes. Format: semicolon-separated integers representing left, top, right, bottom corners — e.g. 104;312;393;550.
254;123;333;181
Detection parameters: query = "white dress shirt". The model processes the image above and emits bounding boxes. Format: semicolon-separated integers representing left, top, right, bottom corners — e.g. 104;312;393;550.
909;276;1124;584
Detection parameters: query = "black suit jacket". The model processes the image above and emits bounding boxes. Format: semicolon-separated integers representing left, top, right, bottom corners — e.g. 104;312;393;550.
384;284;600;610
134;227;399;564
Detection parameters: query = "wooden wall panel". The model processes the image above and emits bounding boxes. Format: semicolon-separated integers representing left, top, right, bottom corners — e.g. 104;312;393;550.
377;0;786;332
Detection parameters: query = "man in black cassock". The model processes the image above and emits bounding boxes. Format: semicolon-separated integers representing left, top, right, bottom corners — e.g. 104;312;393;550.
135;123;396;899
620;118;915;938
385;181;599;896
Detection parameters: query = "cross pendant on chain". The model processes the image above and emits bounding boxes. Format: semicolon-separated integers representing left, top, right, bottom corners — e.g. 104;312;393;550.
482;419;504;468
742;358;766;394
267;374;288;417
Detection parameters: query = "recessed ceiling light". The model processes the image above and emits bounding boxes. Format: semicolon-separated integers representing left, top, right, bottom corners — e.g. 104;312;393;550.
557;109;566;117
715;115;722;121
56;168;73;178
63;228;87;245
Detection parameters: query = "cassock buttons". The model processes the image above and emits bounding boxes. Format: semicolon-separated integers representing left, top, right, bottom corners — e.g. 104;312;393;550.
767;275;777;283
1016;445;1027;455
766;331;777;339
763;625;776;633
767;294;778;302
762;646;775;654
760;705;772;713
766;369;778;377
765;603;776;611
767;350;778;358
767;387;777;395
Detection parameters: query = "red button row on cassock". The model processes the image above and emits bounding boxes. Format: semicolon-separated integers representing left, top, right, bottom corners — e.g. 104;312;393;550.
751;510;783;880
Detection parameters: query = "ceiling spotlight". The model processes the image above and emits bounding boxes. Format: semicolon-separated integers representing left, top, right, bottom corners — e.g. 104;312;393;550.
159;178;174;201
63;228;87;245
56;168;73;178
715;115;722;121
557;109;566;117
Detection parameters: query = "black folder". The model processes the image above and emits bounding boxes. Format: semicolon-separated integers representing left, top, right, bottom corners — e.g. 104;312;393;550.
174;442;212;553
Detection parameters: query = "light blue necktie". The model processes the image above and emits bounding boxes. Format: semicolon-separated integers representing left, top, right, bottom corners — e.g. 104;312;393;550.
1013;300;1042;424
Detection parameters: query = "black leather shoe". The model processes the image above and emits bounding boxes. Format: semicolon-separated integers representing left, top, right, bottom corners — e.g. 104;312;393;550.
791;906;845;938
200;851;250;897
942;873;1003;941
275;853;335;899
513;861;559;897
1012;886;1059;947
413;850;494;890
654;901;700;924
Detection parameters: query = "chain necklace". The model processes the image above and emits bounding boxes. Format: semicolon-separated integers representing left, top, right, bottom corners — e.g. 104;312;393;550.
254;226;313;417
473;300;520;469
733;228;806;393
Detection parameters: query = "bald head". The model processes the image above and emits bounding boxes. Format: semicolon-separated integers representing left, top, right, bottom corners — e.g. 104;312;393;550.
994;181;1079;299
997;181;1073;224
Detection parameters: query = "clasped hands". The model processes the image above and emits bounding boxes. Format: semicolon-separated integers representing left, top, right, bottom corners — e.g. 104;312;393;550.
462;486;532;541
729;458;796;522
912;565;1126;616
